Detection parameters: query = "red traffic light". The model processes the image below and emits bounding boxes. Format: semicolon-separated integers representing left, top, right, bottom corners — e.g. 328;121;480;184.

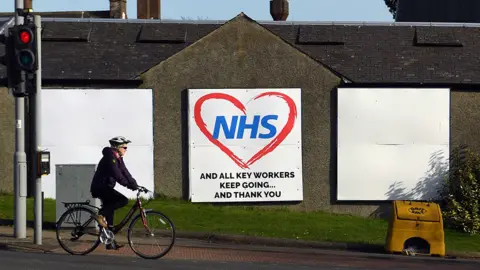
19;30;32;44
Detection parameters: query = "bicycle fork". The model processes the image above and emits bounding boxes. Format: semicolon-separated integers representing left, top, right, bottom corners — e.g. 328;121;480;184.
139;201;154;237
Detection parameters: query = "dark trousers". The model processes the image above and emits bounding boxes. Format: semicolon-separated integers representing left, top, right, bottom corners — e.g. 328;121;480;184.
97;188;129;227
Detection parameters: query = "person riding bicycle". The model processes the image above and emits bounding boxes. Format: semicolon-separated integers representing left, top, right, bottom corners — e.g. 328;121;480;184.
90;136;139;250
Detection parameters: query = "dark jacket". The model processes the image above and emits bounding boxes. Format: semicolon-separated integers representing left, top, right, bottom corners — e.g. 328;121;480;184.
90;147;139;197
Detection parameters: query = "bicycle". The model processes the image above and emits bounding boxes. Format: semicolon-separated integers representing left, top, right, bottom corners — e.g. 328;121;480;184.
55;186;176;259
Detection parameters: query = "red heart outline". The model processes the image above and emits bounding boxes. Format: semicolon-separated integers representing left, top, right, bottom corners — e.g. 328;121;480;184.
193;91;297;169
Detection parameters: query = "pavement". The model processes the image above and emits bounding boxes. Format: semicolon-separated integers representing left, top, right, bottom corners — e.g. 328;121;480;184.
2;226;480;269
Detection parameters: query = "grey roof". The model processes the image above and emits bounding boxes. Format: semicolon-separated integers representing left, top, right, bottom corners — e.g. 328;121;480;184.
1;16;480;84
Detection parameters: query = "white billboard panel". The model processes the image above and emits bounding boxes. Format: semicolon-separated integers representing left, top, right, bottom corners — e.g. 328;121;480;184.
40;89;154;199
337;87;450;201
188;88;303;203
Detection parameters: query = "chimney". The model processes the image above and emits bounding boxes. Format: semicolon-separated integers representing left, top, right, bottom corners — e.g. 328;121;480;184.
24;0;32;10
270;0;289;21
110;0;128;19
137;0;161;19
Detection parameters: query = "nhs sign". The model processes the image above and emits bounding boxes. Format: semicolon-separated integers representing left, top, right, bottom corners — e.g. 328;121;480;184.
187;88;303;203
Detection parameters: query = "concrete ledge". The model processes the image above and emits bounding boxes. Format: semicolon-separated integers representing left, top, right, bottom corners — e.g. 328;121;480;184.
175;230;386;254
0;242;57;253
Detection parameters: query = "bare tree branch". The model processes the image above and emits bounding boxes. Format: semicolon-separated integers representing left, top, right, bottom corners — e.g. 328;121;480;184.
384;0;398;19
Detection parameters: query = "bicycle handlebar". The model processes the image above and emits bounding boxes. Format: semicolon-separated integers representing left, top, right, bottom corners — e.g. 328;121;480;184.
136;186;150;194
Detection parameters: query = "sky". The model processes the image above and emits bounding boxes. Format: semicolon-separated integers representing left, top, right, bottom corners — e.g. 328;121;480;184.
0;0;394;22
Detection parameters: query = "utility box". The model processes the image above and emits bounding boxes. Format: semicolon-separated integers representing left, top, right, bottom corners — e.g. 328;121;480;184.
385;200;445;256
55;164;100;226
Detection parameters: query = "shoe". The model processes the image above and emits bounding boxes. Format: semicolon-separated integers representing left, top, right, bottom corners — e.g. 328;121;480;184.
95;215;108;228
106;240;124;250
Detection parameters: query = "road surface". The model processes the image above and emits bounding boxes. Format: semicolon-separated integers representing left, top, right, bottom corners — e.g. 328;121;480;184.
2;248;480;270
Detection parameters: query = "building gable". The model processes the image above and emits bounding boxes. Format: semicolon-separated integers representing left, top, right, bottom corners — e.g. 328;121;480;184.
139;13;340;82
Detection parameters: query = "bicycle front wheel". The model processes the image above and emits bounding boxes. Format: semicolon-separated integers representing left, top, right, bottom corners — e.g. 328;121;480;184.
56;206;101;255
127;210;176;259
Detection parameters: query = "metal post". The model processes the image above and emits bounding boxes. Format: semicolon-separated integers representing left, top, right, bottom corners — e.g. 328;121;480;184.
13;0;27;240
41;191;44;228
33;14;42;245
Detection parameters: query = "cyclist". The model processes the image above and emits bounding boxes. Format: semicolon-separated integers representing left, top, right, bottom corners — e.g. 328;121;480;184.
90;136;139;250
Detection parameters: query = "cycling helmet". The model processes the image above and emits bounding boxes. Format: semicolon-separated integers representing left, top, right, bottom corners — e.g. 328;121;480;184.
109;136;131;146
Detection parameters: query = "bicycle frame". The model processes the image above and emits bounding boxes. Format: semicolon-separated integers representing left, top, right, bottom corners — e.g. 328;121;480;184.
110;190;150;234
60;189;152;236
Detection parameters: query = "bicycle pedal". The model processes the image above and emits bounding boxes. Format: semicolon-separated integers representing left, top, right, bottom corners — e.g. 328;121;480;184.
100;228;115;245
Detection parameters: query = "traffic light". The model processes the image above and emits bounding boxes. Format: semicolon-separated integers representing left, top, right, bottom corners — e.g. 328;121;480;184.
0;32;12;71
10;23;37;73
0;29;25;96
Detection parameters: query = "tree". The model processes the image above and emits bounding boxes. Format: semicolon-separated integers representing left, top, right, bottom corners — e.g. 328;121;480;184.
384;0;398;19
438;145;480;235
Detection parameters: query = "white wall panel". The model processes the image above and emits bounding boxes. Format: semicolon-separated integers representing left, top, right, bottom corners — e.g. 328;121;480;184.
40;89;154;199
337;88;450;201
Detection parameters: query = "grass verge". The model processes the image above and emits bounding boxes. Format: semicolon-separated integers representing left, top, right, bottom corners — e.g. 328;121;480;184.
0;195;479;253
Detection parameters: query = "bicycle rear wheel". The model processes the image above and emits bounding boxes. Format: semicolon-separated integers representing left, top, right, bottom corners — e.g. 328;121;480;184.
127;210;176;259
56;206;102;255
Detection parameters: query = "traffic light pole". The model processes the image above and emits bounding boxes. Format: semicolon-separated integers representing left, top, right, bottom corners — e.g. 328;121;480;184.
13;0;27;240
32;14;42;245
